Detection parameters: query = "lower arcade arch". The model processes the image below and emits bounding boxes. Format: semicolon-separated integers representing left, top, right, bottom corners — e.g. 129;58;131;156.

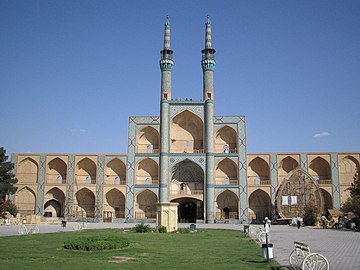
105;189;125;218
75;188;95;218
171;197;204;223
44;199;62;217
15;187;36;215
215;190;239;220
320;188;333;212
248;189;271;222
136;190;157;219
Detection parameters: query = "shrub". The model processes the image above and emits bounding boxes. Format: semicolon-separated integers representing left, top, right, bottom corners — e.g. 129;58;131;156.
177;227;190;233
158;226;167;233
64;236;129;251
132;223;152;233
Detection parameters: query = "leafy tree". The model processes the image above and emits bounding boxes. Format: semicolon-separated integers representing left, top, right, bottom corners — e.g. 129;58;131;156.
0;147;18;199
341;170;360;219
0;147;18;218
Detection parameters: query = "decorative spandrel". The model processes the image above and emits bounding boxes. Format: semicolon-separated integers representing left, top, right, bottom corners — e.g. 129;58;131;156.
276;167;323;218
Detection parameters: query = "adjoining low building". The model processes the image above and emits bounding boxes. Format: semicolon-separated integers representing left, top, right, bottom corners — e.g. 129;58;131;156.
11;17;359;223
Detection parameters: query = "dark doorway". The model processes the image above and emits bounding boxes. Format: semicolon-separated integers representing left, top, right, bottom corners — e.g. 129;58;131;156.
179;201;197;223
223;207;230;219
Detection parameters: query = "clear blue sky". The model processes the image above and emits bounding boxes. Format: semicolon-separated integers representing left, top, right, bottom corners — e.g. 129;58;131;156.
1;0;359;156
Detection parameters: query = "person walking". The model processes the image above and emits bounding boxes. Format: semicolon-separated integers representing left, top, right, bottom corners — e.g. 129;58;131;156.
321;214;327;229
296;215;301;229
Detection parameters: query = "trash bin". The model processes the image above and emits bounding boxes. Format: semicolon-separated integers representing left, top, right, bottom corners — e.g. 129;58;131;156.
262;244;273;259
244;225;249;234
61;220;67;228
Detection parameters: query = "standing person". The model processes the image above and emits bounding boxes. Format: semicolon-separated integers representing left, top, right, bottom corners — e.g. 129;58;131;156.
264;217;271;233
296;215;301;229
321;214;327;229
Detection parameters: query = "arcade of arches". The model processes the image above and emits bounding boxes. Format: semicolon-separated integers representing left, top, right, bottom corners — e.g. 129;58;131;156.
12;153;360;222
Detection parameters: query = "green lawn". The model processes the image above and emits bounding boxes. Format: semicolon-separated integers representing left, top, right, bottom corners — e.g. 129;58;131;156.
0;229;281;270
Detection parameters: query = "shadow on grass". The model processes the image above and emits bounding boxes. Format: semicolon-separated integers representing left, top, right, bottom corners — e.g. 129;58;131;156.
247;260;292;269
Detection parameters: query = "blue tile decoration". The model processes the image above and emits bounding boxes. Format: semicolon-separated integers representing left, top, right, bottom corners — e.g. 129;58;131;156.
331;153;341;209
35;155;46;215
65;155;75;217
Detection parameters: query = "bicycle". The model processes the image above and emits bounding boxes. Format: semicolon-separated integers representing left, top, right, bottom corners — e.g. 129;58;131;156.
18;225;39;235
73;221;87;231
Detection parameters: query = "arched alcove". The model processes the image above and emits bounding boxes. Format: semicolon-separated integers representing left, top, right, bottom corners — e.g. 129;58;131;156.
76;158;97;184
320;188;333;212
47;158;67;184
17;158;38;184
215;126;237;153
279;156;299;175
15;187;36;215
309;157;331;184
249;189;271;222
75;188;95;218
171;159;204;195
170;110;204;153
248;157;270;185
339;156;359;185
136;158;158;184
136;126;160;153
105;158;126;185
105;188;125;218
215;158;238;185
136;189;157;218
216;190;239;220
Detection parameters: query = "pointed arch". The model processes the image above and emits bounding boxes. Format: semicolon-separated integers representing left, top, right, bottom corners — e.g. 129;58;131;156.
339;156;359;185
215;126;237;153
320;188;333;212
170;110;204;153
136;158;159;184
249;189;271;222
105;188;125;218
75;188;95;218
17;157;38;184
105;158;126;185
15;186;36;215
215;158;238;185
136;126;160;153
76;158;97;184
136;189;157;218
309;157;331;183
279;156;299;174
248;157;270;184
216;190;239;219
47;158;67;184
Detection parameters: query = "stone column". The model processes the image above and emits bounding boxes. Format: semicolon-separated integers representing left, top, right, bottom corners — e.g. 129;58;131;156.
35;155;46;216
64;155;75;218
331;153;341;209
95;155;105;221
205;100;215;223
159;101;170;202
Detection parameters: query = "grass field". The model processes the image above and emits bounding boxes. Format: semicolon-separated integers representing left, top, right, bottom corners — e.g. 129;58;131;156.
0;228;281;269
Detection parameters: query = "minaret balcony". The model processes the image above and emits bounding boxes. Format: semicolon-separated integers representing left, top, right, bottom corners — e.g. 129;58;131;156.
160;58;174;71
201;58;216;71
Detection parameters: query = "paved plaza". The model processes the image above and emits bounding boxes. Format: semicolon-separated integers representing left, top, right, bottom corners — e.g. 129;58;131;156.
1;222;359;269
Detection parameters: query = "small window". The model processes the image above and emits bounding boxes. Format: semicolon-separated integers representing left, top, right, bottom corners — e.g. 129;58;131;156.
255;177;260;185
146;177;152;185
86;176;92;184
224;177;229;185
164;93;168;99
57;175;63;184
147;145;153;153
207;93;212;99
115;176;120;185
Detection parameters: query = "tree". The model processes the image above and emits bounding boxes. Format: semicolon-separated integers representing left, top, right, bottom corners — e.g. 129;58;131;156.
0;147;18;218
341;170;360;219
0;147;18;199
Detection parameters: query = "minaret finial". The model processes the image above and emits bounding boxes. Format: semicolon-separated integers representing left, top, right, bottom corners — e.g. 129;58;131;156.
163;15;171;51
160;16;174;100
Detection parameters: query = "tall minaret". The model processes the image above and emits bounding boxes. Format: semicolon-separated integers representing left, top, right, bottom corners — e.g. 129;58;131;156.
160;15;174;100
202;16;216;223
159;16;173;203
201;15;216;100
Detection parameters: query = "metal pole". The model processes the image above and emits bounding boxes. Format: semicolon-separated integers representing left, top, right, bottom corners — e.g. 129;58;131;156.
266;232;269;262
